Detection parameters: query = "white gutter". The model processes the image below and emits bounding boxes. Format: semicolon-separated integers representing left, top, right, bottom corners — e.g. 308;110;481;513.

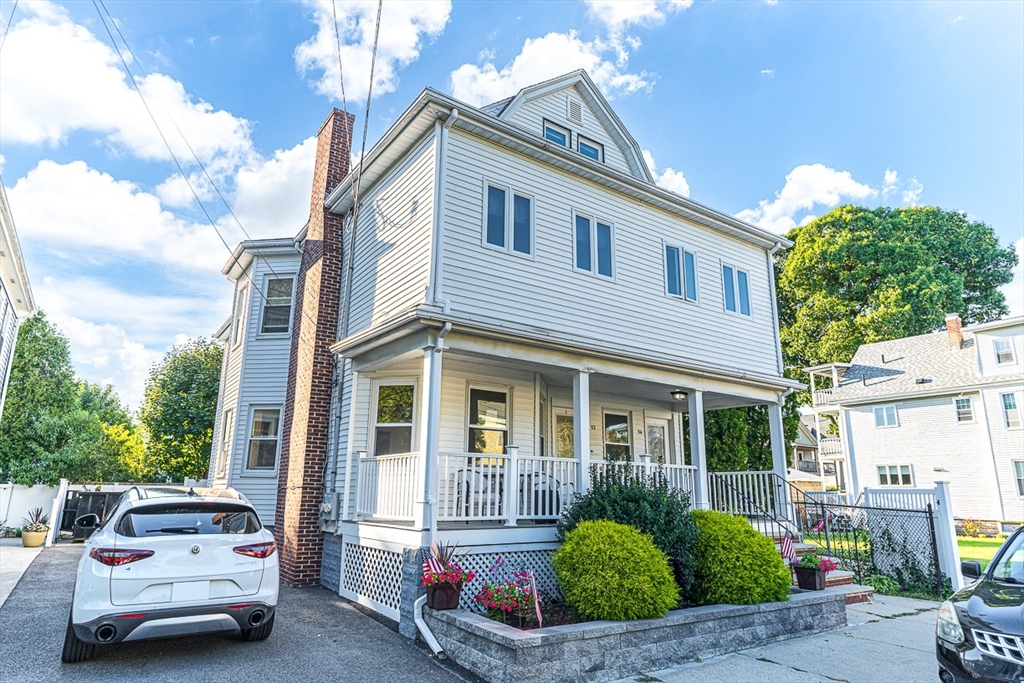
767;242;786;376
413;595;446;658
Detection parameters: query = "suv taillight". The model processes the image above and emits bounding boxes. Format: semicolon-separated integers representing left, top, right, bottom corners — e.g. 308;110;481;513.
89;548;154;566
233;541;277;559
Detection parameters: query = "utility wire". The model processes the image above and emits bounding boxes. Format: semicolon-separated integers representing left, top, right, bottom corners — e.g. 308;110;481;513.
0;0;19;52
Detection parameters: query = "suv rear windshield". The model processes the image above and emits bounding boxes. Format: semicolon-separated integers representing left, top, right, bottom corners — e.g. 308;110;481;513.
116;503;262;537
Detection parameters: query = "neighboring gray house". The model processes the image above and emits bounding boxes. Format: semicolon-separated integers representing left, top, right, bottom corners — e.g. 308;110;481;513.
0;181;35;420
806;314;1024;527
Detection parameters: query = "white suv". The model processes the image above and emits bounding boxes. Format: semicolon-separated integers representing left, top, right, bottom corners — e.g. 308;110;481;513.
62;486;279;663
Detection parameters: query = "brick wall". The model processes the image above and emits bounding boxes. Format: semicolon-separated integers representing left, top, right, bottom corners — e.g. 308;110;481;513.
275;108;355;587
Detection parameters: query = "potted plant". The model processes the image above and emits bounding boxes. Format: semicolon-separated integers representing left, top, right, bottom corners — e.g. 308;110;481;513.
421;541;475;610
473;556;542;628
792;553;837;590
21;508;50;548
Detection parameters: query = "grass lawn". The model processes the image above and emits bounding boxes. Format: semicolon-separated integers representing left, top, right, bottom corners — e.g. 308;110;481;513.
958;537;1005;570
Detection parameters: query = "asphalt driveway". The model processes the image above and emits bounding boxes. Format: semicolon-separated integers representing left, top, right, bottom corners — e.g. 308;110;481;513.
0;546;467;683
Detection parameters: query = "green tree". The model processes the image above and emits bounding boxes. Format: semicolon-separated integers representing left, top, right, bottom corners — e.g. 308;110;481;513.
777;205;1017;370
139;338;222;481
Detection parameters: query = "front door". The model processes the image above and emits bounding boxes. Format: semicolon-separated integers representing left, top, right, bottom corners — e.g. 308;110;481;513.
645;418;671;464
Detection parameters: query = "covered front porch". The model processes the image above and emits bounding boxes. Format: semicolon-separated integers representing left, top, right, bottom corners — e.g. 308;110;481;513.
335;321;795;535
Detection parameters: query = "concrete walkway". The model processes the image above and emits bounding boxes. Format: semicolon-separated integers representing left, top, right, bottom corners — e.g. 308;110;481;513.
0;537;42;608
615;594;941;683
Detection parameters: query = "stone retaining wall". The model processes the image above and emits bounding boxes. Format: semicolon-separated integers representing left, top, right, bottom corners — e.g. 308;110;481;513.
424;589;848;683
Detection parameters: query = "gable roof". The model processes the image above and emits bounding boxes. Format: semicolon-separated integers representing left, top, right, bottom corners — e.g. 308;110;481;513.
492;70;654;183
0;180;35;318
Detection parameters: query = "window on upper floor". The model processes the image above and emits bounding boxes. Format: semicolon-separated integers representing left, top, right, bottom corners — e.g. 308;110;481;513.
246;407;281;471
1015;460;1024;497
484;183;533;256
722;264;751;316
543;120;569;148
874;405;899;428
1002;393;1022;429
665;244;698;302
216;409;234;477
574;213;614;279
260;277;294;334
994;339;1016;365
877;464;913;487
578;136;603;162
373;382;416;456
231;284;249;347
954;397;974;423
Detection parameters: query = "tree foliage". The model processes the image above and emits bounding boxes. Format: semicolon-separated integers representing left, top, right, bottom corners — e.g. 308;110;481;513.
777;205;1017;369
138;338;222;481
689;401;800;474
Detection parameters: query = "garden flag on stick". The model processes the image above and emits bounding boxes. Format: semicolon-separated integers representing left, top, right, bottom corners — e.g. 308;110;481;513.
780;532;796;563
529;570;542;628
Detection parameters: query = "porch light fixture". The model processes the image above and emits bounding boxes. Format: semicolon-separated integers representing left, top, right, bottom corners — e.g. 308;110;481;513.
670;389;686;401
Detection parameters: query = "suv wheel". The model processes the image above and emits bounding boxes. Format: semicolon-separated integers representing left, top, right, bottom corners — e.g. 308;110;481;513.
61;612;96;663
240;614;275;642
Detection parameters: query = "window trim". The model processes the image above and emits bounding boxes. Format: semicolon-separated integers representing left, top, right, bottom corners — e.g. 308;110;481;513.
876;463;914;487
571;211;616;281
1013;460;1024;497
1001;392;1022;430
993;338;1017;366
258;274;296;336
720;261;752;317
542;119;570;148
577;136;604;163
369;378;419;457
464;382;513;456
481;180;536;259
242;405;283;476
663;240;699;304
873;404;899;428
216;408;235;478
953;396;975;424
231;282;250;349
602;410;632;461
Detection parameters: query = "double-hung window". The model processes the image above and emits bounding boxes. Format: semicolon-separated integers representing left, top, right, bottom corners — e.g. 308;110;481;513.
373;383;415;455
260;277;294;333
721;264;751;316
217;409;234;476
1014;461;1024;497
994;339;1016;365
604;412;631;461
874;405;898;428
543;120;569;147
877;464;912;487
574;213;614;278
954;397;974;423
246;408;281;470
578;136;603;162
665;244;698;302
468;388;509;455
1002;393;1022;429
484;183;533;256
231;284;249;347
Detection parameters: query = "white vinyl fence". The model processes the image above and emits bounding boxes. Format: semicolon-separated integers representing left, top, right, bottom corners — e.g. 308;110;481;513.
0;483;60;531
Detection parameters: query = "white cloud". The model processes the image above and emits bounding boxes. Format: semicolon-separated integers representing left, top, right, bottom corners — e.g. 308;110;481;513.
951;15;964;25
735;163;876;233
642;150;690;197
760;69;775;79
584;0;692;33
1002;237;1024;317
294;0;451;103
450;31;652;106
902;178;924;206
232;136;318;238
881;168;898;199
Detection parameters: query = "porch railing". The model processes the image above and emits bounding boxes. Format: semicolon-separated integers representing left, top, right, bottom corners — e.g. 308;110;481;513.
356;451;418;521
708;470;785;520
437;452;507;522
812;388;834;406
593;458;697;497
818;437;843;457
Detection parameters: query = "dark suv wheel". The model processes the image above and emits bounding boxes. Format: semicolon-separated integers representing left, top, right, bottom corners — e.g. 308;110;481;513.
240;614;275;642
61;612;96;663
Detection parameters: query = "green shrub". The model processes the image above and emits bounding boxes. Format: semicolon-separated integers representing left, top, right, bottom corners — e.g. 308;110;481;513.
553;520;679;621
691;510;791;605
862;574;900;595
558;466;698;604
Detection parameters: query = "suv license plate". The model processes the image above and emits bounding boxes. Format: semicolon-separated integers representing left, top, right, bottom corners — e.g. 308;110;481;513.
172;581;210;602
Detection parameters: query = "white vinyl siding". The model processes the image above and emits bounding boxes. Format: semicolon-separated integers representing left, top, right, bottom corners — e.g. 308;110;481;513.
440;129;780;377
975;326;1024;377
874;405;899;428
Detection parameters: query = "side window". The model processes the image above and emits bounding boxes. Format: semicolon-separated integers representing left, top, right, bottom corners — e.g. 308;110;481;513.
722;264;751;316
260;277;294;334
246;408;281;470
877;464;913;487
484;183;533;256
994;339;1016;365
1002;393;1022;429
574;213;614;279
543;120;569;147
217;409;235;476
665;244;698;302
231;284;249;347
954;397;973;423
373;383;415;456
874;405;899;428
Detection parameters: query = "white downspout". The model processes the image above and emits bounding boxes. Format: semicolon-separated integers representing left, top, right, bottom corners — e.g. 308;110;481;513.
767;242;785;376
414;595;446;658
429;109;458;311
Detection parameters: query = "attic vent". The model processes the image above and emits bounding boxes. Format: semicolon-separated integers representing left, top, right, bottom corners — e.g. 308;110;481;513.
567;97;583;124
915;378;932;384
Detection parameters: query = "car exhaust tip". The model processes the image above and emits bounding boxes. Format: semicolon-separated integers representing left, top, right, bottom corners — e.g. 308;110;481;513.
248;610;265;627
95;624;117;643
939;671;954;683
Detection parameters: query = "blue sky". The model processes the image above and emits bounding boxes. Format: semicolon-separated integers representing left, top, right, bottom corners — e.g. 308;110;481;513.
1;0;1021;408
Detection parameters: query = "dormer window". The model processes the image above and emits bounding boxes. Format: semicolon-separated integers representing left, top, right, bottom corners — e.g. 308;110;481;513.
578;137;603;162
994;339;1016;365
543;120;569;147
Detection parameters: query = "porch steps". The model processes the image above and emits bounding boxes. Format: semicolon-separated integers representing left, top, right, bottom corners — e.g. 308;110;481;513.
775;541;817;557
834;583;875;605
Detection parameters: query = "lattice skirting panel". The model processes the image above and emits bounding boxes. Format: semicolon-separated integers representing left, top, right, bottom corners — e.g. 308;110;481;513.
340;540;404;621
457;548;560;612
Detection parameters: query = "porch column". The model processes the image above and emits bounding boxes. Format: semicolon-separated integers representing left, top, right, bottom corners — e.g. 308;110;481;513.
687;390;708;509
416;334;446;540
573;371;591;492
768;400;789;517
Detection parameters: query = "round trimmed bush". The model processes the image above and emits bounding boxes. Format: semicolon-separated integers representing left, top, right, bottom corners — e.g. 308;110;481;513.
552;520;679;620
691;510;792;606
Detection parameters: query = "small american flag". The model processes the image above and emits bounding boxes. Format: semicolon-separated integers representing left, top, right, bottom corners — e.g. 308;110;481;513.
422;548;444;575
780;532;796;563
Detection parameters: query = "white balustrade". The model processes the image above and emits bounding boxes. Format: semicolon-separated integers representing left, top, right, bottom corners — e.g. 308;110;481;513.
818;437;843;456
515;456;579;519
356;451;418;521
709;470;782;518
436;452;507;522
812;388;834;406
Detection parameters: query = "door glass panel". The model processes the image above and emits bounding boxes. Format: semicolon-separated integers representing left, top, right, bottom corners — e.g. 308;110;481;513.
469;389;508;455
646;423;667;463
555;413;574;458
604;412;630;461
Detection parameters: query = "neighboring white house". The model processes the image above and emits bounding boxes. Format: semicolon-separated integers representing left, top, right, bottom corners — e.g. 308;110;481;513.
212;70;801;632
0;181;36;420
805;314;1024;528
208;237;302;523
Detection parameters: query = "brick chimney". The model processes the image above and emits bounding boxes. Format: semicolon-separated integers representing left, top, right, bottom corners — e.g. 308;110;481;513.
275;108;354;587
945;313;963;349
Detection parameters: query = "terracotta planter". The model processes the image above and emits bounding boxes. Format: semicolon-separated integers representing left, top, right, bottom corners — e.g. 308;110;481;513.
425;582;463;610
793;566;827;591
22;531;46;548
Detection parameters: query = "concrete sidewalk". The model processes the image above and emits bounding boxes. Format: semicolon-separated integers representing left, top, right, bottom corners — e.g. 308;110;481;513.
615;594;941;683
0;537;42;608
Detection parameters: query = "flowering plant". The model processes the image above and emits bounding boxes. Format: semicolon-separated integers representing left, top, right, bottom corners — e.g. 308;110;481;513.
421;541;476;587
795;553;837;573
473;556;542;626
